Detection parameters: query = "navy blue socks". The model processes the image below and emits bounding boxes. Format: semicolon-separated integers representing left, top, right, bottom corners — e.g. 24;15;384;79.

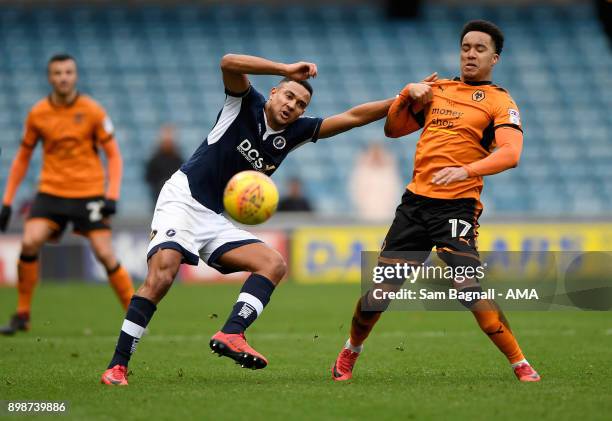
221;274;276;334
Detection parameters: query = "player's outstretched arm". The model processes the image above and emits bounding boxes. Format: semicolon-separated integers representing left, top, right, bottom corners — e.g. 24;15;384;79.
220;54;317;95
318;98;395;139
431;127;523;186
100;139;123;217
385;73;437;138
0;145;35;231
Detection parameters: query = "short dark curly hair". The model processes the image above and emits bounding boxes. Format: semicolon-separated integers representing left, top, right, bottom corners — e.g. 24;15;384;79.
460;20;504;55
278;77;313;97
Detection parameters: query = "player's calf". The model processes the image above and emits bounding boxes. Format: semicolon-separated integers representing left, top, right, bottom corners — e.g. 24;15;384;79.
137;249;182;303
90;246;117;270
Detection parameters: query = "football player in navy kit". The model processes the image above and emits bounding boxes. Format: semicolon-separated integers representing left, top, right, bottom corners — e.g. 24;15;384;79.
101;54;431;385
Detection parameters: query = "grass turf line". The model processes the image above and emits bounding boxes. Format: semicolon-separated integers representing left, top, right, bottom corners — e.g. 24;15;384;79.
0;282;611;420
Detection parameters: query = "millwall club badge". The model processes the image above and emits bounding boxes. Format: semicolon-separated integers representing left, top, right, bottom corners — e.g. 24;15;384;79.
472;90;485;102
272;136;286;150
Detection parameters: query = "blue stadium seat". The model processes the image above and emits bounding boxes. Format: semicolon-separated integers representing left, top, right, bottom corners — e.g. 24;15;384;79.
0;3;609;216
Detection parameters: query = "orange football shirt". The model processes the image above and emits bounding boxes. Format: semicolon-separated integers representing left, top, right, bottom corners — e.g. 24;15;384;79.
407;78;522;201
22;94;115;198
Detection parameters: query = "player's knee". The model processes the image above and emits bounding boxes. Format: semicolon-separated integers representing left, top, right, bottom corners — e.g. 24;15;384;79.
257;251;287;283
20;238;43;256
457;286;484;308
269;256;287;283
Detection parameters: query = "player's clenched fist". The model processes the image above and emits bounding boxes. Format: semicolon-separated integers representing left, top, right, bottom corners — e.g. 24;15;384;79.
283;62;318;81
398;72;437;106
407;82;434;105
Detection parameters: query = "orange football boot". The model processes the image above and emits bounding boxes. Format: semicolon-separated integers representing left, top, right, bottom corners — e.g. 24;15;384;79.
513;362;541;382
101;365;128;386
209;331;268;369
331;348;360;381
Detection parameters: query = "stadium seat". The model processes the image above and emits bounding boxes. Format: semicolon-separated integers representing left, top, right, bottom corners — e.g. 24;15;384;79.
0;3;609;216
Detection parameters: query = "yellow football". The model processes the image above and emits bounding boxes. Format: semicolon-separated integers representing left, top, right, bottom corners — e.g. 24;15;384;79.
223;170;279;225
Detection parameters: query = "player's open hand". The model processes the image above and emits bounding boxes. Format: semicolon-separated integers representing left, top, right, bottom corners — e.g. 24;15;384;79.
431;167;469;186
284;62;318;81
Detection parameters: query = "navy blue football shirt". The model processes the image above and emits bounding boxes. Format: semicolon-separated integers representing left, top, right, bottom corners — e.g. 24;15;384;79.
180;85;323;213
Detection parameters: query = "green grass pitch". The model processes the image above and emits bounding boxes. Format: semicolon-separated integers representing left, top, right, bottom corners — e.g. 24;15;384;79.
0;282;611;420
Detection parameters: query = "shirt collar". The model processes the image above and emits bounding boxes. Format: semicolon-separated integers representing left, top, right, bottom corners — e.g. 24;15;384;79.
453;77;492;86
262;109;284;140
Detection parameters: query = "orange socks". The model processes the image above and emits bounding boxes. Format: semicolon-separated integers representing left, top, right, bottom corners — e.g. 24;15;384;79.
472;308;525;364
349;298;382;347
16;254;40;315
347;294;525;365
108;264;134;310
17;257;133;314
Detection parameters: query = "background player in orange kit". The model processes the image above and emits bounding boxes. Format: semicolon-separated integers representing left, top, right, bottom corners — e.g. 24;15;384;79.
0;54;134;335
332;20;541;383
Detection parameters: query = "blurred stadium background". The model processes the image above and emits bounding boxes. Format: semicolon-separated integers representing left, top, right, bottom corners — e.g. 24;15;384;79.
0;0;611;285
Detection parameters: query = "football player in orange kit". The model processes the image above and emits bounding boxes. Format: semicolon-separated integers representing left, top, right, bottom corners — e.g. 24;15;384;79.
332;20;540;382
0;54;134;335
